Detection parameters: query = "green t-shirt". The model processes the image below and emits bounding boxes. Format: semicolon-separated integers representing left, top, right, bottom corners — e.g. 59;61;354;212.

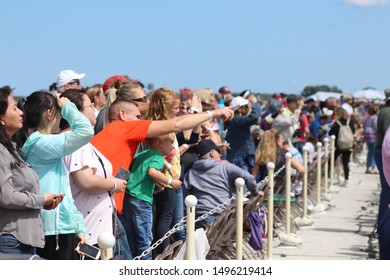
126;149;164;204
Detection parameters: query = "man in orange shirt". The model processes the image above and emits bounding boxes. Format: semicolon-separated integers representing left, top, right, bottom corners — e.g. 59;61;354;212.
91;99;235;215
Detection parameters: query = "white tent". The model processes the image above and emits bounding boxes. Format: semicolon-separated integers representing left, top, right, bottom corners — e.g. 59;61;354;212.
352;89;385;100
306;91;343;101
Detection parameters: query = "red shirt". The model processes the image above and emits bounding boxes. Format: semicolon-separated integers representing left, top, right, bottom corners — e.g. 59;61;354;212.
91;120;152;214
298;113;309;142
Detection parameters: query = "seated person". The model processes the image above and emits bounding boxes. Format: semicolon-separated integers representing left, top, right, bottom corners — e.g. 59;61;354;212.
184;139;260;228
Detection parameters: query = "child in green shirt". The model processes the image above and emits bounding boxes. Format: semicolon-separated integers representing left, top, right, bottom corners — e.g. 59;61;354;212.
120;133;182;259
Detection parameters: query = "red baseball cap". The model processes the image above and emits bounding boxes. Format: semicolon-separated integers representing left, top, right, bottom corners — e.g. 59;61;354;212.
102;75;127;94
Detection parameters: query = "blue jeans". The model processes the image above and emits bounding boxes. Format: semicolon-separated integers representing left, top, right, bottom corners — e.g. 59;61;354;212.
171;188;186;241
0;234;35;255
153;187;175;255
113;222;133;260
375;147;390;227
366;142;376;169
379;207;390;259
195;214;219;229
229;154;254;174
121;193;153;260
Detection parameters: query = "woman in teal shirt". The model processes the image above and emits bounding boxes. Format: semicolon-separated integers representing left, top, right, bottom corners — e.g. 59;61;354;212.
18;91;94;259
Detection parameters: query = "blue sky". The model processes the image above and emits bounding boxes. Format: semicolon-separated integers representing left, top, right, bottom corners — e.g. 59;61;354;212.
1;0;389;96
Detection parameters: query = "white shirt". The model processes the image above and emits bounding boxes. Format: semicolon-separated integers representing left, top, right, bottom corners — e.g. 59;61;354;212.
63;143;113;245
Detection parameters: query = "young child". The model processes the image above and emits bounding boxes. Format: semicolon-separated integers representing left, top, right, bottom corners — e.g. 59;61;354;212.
120;133;182;260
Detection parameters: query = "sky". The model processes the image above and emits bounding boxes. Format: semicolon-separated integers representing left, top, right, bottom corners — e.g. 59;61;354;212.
1;0;390;96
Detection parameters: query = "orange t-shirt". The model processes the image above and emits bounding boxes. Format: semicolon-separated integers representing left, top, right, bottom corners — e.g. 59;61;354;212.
91;120;152;214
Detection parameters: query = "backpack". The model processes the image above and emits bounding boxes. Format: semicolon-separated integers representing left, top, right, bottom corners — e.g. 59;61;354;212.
337;120;354;150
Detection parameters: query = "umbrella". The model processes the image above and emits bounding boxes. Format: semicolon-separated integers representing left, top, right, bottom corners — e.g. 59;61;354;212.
352;89;385;100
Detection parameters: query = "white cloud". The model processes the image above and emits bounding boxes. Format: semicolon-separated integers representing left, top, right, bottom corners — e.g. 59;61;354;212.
343;0;389;7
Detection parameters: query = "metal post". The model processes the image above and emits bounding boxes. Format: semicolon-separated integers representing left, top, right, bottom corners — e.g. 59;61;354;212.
316;142;323;205
235;177;245;260
184;195;197;260
279;153;303;246
266;162;275;260
302;146;309;219
308;142;327;213
323;138;329;194
285;152;292;235
330;135;335;187
294;146;313;227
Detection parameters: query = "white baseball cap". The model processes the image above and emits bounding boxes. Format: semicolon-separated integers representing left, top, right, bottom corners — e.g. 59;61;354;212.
231;96;249;111
56;70;86;88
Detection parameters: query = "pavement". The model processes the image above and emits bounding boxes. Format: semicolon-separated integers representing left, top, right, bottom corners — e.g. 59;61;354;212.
270;157;380;260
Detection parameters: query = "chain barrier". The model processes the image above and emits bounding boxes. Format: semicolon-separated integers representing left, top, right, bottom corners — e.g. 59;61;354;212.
133;164;286;260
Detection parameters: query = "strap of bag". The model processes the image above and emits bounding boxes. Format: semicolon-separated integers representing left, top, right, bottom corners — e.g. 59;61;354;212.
92;148;116;207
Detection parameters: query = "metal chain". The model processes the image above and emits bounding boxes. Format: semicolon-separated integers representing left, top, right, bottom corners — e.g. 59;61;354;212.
245;164;286;197
133;164;285;260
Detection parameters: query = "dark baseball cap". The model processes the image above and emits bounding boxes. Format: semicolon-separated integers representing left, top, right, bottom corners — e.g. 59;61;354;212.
196;139;224;158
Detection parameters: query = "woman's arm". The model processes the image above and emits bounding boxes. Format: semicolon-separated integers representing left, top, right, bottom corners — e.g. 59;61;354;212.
70;167;126;193
62;102;94;155
146;107;234;138
291;157;305;173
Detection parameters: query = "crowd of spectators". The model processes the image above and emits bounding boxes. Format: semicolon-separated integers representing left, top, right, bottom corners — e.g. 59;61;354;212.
1;70;389;259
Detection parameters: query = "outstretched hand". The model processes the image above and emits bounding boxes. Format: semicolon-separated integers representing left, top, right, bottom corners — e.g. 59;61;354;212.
212;107;236;121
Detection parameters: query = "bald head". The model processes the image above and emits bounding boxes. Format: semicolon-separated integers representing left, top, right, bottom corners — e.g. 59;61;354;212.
108;99;141;122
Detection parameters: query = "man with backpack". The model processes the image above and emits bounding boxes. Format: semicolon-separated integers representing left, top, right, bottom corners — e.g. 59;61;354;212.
329;107;355;187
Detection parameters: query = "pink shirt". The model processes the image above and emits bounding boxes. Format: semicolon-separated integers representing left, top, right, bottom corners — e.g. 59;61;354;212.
382;126;390;187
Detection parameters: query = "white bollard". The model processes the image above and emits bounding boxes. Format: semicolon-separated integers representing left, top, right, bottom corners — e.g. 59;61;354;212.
235;177;245;260
266;162;275;260
279;153;302;246
184;195;197;260
330;135;335;187
284;152;292;235
322;138;332;202
97;232;116;260
323;138;329;193
308;142;327;213
295;146;314;227
316;142;322;205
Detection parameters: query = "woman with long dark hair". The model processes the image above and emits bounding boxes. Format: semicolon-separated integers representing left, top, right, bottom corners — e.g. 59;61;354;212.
18;90;94;259
0;87;62;257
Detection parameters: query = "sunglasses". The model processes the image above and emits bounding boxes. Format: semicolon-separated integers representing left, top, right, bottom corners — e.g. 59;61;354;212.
131;96;148;103
67;79;80;86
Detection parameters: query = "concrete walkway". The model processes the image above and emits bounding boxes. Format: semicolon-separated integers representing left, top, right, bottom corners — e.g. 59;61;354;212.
270;161;380;260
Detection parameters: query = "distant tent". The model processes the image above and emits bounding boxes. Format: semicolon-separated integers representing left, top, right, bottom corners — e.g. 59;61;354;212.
306;91;343;101
352;89;385;100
